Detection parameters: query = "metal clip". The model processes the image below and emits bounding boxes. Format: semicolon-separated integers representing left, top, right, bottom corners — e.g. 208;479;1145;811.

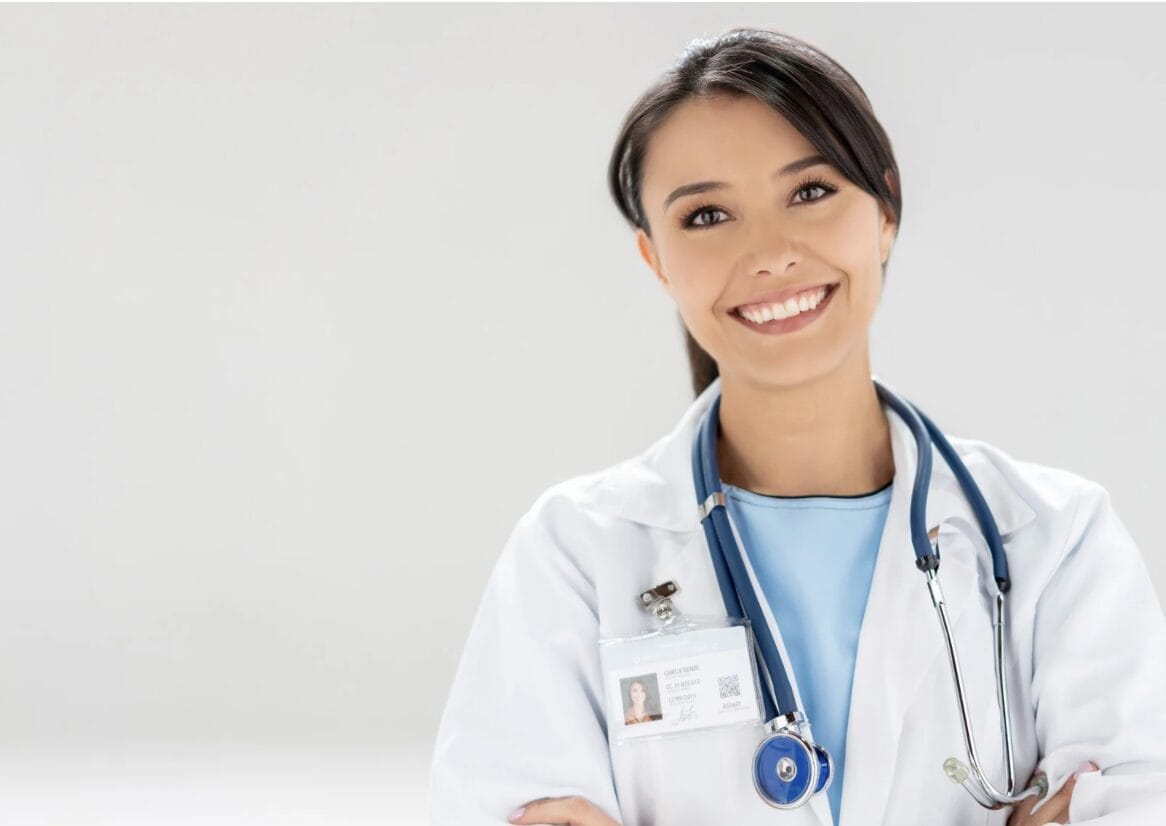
926;567;946;607
698;491;726;521
638;580;680;622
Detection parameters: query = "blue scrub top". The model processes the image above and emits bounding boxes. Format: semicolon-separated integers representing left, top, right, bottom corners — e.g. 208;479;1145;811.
722;480;892;826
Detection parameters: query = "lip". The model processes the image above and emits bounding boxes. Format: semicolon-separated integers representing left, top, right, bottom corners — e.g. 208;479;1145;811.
730;282;838;336
731;281;839;312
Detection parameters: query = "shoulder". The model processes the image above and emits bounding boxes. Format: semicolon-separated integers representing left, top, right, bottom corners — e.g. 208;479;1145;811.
516;458;642;536
946;433;1133;582
948;432;1108;517
500;448;665;565
516;421;686;536
476;451;679;643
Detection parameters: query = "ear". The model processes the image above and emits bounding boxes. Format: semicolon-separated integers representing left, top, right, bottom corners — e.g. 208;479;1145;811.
878;169;899;265
636;229;671;292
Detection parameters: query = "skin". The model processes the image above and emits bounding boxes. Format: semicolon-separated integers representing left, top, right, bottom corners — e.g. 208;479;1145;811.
509;92;1097;826
637;92;896;499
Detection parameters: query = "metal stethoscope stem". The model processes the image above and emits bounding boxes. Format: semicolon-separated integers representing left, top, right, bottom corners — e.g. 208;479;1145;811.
926;559;1047;808
875;380;1047;809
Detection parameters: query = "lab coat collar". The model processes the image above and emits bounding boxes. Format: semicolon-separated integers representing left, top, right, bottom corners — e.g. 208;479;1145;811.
586;374;1036;540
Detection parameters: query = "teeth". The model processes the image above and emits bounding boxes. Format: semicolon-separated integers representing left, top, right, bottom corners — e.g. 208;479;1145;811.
738;286;830;324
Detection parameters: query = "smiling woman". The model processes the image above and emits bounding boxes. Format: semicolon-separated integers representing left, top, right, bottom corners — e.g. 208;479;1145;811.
608;31;901;406
429;25;1166;826
621;87;900;499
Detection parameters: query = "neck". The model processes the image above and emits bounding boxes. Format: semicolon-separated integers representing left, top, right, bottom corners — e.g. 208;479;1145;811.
716;357;894;497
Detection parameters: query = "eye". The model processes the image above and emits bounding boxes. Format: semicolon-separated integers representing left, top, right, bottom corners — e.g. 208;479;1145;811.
679;176;840;231
791;175;838;205
680;201;728;230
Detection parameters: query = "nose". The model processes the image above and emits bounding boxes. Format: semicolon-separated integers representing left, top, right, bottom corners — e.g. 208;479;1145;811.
741;217;802;278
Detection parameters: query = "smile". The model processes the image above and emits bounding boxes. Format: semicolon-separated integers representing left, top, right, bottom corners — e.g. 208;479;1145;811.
730;283;839;335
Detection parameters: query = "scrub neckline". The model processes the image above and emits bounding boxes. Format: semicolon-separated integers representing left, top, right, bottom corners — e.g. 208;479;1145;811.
722;479;893;510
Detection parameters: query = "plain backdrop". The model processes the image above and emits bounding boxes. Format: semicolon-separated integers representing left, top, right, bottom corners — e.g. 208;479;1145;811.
0;2;1163;823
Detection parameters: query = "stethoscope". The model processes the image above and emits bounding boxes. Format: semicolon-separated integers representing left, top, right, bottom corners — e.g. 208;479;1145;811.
691;377;1049;811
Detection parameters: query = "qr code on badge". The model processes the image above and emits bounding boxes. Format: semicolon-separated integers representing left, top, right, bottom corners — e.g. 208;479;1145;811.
718;674;740;699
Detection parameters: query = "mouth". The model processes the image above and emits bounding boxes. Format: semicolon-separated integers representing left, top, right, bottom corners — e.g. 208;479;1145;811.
729;282;839;336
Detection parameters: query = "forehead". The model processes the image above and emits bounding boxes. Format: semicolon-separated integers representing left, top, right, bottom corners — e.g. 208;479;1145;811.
641;94;818;199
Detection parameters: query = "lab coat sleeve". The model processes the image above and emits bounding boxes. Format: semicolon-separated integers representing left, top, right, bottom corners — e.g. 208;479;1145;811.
1027;480;1166;823
428;491;621;825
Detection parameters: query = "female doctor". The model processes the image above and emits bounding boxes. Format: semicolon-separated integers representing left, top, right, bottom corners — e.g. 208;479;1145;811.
428;26;1166;826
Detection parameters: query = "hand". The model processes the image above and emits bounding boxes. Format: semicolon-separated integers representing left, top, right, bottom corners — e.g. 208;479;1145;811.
1007;762;1099;826
509;795;621;826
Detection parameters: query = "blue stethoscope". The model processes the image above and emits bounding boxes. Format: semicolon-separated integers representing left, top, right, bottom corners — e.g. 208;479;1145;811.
691;377;1048;811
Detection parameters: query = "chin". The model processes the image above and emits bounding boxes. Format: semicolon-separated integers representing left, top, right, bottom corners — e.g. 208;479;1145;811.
743;352;844;390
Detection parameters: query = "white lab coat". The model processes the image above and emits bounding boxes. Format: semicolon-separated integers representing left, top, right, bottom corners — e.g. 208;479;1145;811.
429;377;1166;825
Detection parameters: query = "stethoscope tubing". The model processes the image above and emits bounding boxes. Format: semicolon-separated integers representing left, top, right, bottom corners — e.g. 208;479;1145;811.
690;377;1040;810
692;393;789;721
873;382;1011;590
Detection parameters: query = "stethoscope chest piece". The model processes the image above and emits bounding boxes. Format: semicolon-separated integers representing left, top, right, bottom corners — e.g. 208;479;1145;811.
752;719;833;809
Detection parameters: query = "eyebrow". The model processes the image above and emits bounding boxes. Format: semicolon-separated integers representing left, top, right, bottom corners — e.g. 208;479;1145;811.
662;154;829;212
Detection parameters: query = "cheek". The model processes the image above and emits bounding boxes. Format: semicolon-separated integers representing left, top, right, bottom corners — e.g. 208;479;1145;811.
826;202;887;280
663;248;721;300
662;257;725;327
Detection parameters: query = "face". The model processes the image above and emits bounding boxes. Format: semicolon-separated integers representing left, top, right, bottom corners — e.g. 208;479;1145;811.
629;681;646;704
635;93;897;390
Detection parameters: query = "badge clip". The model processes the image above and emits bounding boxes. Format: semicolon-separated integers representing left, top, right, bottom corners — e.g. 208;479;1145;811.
638;580;680;622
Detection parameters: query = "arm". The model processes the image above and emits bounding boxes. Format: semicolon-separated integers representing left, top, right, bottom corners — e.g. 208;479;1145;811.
1027;482;1166;823
428;495;621;825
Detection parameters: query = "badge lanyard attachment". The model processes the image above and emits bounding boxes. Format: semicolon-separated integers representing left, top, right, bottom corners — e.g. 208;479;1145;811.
692;393;832;810
638;580;681;625
637;579;746;639
638;580;703;637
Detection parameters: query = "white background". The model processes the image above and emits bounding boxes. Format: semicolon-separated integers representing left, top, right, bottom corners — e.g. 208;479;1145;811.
1;3;1163;823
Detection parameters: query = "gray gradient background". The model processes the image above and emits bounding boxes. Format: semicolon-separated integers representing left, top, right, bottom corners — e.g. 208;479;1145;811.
1;2;1163;823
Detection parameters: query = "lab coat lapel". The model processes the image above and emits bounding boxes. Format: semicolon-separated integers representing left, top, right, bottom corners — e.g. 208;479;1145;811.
838;397;1036;826
838;409;940;826
629;380;734;616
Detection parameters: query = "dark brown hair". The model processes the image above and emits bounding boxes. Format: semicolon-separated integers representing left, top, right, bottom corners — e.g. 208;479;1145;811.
606;27;902;397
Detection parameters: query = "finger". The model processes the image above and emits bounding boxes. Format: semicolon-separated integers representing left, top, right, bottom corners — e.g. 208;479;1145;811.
1043;758;1106;824
1008;770;1048;826
1009;772;1071;826
1037;774;1077;825
509;796;620;826
1024;766;1096;826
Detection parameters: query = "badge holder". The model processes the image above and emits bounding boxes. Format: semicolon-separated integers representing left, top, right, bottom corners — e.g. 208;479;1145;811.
598;581;767;746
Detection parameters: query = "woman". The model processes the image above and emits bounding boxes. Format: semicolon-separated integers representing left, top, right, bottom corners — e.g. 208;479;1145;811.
429;27;1166;826
623;680;661;726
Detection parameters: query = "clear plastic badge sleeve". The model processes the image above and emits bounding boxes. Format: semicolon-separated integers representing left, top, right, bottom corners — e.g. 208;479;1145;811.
598;616;765;745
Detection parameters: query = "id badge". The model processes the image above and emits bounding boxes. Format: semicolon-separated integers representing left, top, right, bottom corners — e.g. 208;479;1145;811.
599;581;764;744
